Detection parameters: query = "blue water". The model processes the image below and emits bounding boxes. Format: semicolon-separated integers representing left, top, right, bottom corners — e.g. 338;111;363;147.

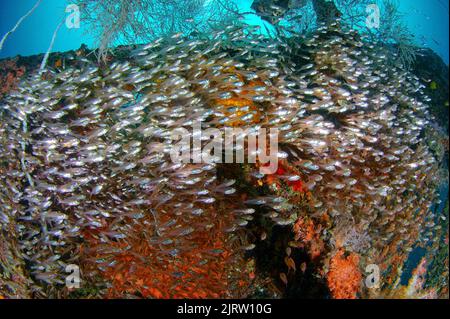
399;0;449;64
0;0;94;59
0;0;448;64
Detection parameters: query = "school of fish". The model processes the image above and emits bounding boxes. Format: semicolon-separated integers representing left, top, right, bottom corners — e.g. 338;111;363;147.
0;20;443;298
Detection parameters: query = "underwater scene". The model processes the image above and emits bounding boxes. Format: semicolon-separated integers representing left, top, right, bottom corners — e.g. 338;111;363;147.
0;0;448;300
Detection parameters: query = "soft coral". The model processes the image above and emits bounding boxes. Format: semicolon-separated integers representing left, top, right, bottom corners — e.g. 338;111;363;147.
326;249;361;299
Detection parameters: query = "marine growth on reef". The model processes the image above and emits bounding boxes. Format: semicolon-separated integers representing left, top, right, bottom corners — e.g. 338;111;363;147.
0;19;445;298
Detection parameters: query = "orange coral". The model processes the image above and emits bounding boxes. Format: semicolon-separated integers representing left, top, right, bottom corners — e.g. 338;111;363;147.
293;217;324;259
211;67;263;127
215;96;261;127
81;201;251;298
326;249;361;299
294;217;315;242
0;59;26;96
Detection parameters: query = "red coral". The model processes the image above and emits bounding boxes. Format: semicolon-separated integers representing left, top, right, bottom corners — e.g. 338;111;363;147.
287;179;303;192
264;160;305;193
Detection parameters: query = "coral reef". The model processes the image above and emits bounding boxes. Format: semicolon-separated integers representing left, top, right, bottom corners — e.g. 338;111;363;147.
0;58;26;97
0;2;447;299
